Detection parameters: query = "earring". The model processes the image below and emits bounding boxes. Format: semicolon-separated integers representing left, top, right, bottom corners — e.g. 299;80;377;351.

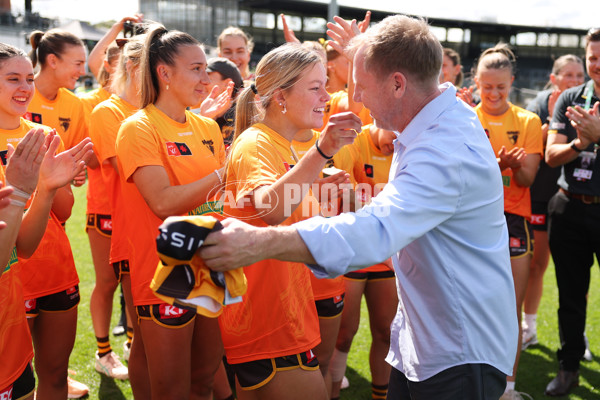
166;84;169;90
280;103;287;114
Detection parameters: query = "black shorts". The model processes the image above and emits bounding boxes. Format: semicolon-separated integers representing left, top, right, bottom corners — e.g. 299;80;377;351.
86;213;112;237
232;350;320;391
530;201;549;232
0;362;35;400
136;303;195;328
25;285;80;318
112;260;130;282
315;294;345;318
505;212;533;258
344;269;395;281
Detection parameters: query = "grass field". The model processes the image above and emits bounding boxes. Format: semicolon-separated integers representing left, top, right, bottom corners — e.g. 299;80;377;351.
64;184;600;399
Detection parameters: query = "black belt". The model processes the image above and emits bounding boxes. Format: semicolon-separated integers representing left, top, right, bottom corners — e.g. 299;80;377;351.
560;188;600;204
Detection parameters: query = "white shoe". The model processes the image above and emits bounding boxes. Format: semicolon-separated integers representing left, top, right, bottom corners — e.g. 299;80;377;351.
499;389;533;400
95;351;129;380
341;375;349;389
123;341;131;362
67;376;89;399
521;329;538;350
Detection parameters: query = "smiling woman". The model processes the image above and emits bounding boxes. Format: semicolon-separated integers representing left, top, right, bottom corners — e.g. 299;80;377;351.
219;43;360;400
27;29;88;150
114;23;227;400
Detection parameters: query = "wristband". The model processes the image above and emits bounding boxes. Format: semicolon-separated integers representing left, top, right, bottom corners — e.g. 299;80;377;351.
8;197;26;207
315;139;333;160
570;141;583;152
5;181;32;199
214;169;223;184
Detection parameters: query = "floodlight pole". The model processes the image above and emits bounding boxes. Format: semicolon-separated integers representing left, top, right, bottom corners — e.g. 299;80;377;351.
328;0;338;24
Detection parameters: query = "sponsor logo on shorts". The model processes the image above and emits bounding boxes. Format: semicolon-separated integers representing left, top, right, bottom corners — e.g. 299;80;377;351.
333;295;343;304
100;217;113;231
159;304;188;319
0;385;13;400
530;214;546;225
305;349;316;364
509;237;522;249
166;142;192;156
24;299;36;312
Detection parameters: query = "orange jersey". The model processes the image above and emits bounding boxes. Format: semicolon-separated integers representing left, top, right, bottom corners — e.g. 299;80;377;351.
319;90;373;131
89;95;138;263
116;104;225;306
80;87;111;116
475;103;543;218
0;168;33;390
0;119;78;299
220;123;320;363
82;87;112;215
349;126;393;273
26;87;88;150
292;131;345;301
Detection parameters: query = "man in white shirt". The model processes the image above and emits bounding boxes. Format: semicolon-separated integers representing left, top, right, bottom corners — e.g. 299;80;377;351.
199;14;518;399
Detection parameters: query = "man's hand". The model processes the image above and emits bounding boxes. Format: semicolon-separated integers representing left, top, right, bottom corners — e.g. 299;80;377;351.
567;102;600;144
198;218;266;271
326;16;361;60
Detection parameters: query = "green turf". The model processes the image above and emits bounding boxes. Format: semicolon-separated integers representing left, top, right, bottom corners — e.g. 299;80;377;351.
64;184;600;399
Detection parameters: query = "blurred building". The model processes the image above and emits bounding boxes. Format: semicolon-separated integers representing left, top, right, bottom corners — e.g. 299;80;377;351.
139;0;239;48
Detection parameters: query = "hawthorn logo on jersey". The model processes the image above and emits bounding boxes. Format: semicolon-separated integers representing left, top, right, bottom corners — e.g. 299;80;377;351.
202;139;215;155
166;142;192;156
507;131;519;145
0;150;7;166
159;304;188;319
59;117;71;132
23;111;42;124
364;163;374;178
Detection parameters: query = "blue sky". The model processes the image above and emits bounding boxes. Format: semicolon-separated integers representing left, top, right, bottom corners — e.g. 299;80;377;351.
14;0;594;30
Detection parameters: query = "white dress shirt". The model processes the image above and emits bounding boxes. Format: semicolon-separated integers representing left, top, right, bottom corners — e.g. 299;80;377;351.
294;83;518;381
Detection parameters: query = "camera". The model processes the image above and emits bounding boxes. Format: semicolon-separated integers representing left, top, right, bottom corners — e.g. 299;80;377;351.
123;20;146;37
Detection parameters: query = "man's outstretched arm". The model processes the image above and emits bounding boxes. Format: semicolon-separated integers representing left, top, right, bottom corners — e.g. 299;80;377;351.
199;219;316;271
